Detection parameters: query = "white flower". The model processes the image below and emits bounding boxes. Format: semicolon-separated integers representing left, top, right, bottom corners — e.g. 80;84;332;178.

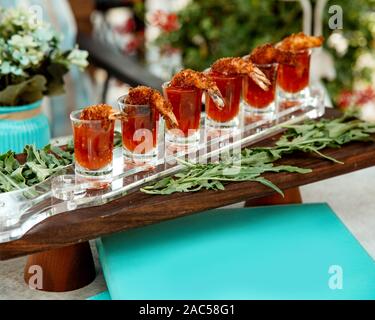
33;27;55;44
327;32;349;57
67;48;89;69
2;8;35;30
0;61;12;74
356;52;375;70
360;101;375;123
8;35;38;49
0;61;25;76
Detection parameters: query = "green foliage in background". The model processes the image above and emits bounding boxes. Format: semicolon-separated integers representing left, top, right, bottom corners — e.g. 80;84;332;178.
157;0;302;69
320;0;375;101
156;0;375;105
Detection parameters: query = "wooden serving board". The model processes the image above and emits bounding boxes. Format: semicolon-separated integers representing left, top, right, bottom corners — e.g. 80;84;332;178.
1;109;374;260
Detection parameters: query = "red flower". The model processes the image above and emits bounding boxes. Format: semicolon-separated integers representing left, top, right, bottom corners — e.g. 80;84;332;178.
124;37;140;54
337;90;354;109
355;87;375;106
123;30;145;54
160;44;180;55
115;18;136;35
150;10;179;32
337;86;375;109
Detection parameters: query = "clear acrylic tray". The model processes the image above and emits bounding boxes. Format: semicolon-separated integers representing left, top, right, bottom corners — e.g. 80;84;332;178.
0;91;325;243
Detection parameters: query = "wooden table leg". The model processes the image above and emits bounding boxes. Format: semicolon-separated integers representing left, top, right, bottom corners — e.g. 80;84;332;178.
244;187;302;207
24;241;96;292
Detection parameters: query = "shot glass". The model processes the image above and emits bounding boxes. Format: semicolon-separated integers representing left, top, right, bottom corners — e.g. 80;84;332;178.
205;71;242;129
118;94;159;163
277;49;311;104
70;110;115;176
243;63;278;119
162;81;203;145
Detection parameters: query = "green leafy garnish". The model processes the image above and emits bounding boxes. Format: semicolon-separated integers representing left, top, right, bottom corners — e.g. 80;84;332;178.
0;129;123;194
0;144;73;193
141;150;312;196
1;112;375;196
141;112;375;196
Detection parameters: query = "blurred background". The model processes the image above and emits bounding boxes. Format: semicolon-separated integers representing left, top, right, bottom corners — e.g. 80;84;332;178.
4;0;375;136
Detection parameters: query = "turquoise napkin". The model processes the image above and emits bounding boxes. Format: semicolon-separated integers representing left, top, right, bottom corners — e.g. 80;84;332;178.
96;203;375;300
88;291;111;300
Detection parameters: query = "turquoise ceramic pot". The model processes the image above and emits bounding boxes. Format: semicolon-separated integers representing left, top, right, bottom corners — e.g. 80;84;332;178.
0;100;50;154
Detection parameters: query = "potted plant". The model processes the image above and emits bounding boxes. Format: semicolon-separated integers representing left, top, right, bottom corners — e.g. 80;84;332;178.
0;7;88;153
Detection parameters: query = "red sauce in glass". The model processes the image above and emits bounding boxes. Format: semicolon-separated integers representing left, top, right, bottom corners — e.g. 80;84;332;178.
122;109;158;153
277;50;311;93
73;121;115;170
165;86;202;136
244;64;277;108
206;72;242;122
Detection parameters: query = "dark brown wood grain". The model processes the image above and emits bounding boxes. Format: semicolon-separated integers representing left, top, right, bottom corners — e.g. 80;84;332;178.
1;109;375;261
244;187;302;207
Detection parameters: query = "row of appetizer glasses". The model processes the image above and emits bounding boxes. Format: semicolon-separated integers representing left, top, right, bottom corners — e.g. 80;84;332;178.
70;33;324;178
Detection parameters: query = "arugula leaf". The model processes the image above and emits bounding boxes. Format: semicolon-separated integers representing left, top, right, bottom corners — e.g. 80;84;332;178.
0;171;25;192
1;110;375;195
252;177;284;196
0;143;74;193
142;111;375;196
25;162;52;182
4;152;18;174
10;167;28;189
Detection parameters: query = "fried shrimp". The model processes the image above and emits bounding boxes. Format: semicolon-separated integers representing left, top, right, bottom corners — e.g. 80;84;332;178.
248;43;295;66
125;86;179;129
211;57;271;91
169;69;224;107
80;104;115;121
278;32;324;52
